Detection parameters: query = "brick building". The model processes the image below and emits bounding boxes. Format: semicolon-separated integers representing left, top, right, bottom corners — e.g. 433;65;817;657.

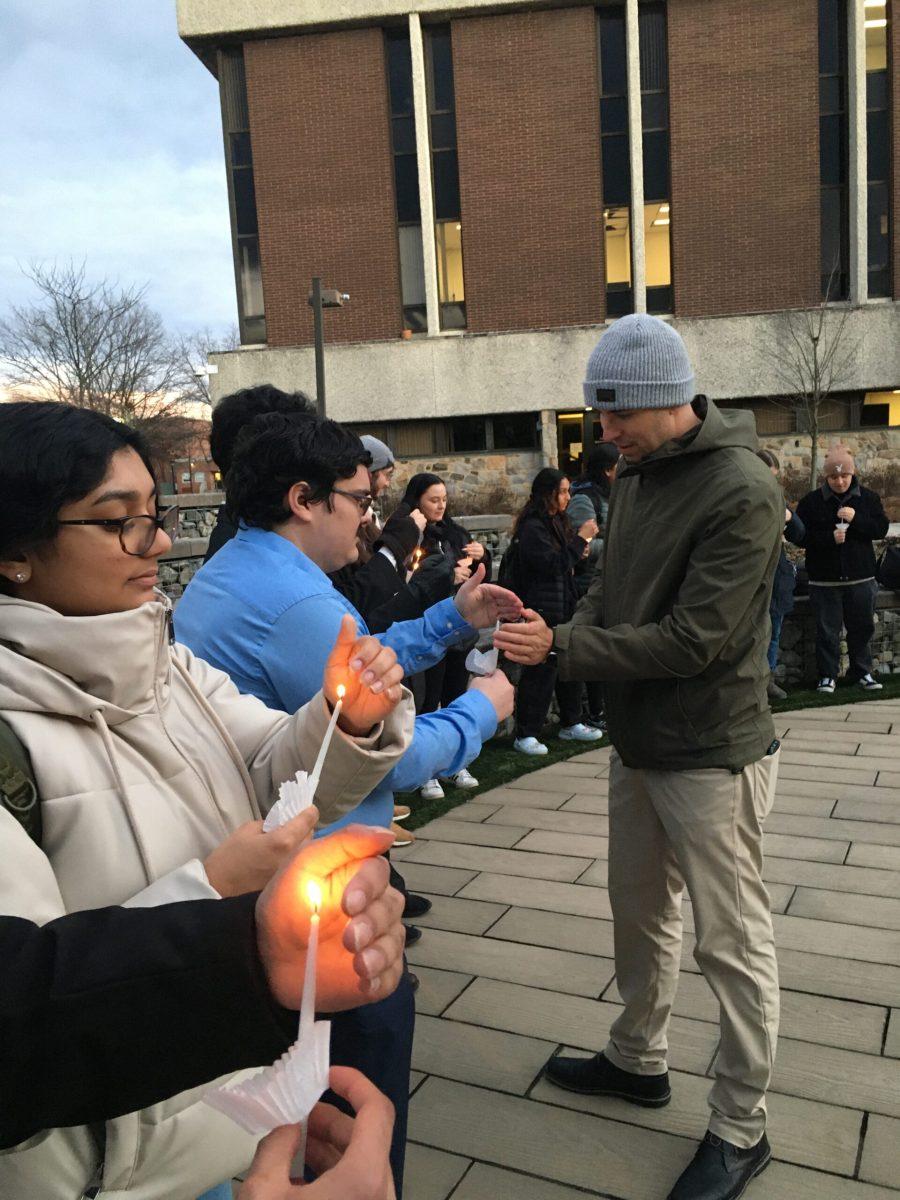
178;0;900;485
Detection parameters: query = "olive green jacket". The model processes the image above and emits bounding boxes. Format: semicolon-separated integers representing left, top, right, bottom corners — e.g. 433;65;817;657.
554;399;782;772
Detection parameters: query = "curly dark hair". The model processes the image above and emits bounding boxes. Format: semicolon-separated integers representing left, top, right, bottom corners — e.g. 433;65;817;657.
226;411;372;529
0;402;156;579
210;384;314;476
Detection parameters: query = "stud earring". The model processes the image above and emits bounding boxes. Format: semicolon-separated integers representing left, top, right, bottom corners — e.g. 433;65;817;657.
15;573;27;583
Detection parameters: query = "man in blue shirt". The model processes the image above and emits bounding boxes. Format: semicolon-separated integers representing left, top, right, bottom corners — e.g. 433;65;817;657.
175;409;517;1195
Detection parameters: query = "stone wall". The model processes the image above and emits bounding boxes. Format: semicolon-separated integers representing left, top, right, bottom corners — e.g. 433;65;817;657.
389;451;542;514
158;492;223;602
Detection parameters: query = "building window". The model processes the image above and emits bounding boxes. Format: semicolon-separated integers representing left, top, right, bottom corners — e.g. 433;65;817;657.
218;49;266;344
639;1;673;313
346;413;540;457
866;1;891;297
818;0;849;299
386;31;427;332
492;412;541;451
425;27;466;329
598;4;632;316
450;416;487;452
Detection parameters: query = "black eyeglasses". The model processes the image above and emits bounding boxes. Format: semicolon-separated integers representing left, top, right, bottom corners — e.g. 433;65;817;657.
330;488;373;515
57;505;179;557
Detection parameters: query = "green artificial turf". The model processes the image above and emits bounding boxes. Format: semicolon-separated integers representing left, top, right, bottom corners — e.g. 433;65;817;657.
401;673;900;831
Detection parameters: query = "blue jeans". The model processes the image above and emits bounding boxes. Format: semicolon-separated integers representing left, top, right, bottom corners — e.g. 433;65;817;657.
197;1184;233;1200
767;612;784;672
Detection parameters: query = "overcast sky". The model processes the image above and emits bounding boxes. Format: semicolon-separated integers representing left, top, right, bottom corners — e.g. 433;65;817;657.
1;0;236;336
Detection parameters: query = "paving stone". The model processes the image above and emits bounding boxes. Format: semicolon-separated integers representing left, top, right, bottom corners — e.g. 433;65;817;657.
409;1077;697;1198
459;873;614;920
858;738;900;758
533;1059;862;1177
885;1009;900;1058
766;1036;900;1117
413;965;474;1017
407;927;614;998
833;798;900;824
762;832;849;863
515;829;609;860
575;859;608;887
775;778;900;805
607;970;884;1053
567;747;612;764
778;762;878;786
403;1142;470;1200
442;802;502;822
762;1162;900;1199
412;1013;555;1095
771;912;900;965
762;855;900;901
877;770;900;789
414;816;530;848
487;804;607;836
789;887;900;931
780;733;863;753
488;906;618;960
471;785;573;810
561;791;609;814
848;842;900;871
860;1114;900;1189
397;862;478;897
400;841;589;882
504;773;586;795
445;978;718;1076
767;811;900;848
780;749;894;774
773;947;900;1007
416;895;508;936
524;761;608;780
451;1163;592;1200
771;793;839;817
409;1070;426;1094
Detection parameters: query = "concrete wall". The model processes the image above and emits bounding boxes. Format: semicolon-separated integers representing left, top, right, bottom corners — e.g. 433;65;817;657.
209;304;900;421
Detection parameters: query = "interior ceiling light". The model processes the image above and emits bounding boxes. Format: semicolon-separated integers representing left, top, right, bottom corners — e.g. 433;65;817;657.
864;0;886;8
659;203;670;213
866;17;888;26
653;218;671;226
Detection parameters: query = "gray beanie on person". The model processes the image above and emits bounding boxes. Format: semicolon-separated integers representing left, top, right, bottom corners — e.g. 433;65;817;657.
360;435;395;471
583;314;695;411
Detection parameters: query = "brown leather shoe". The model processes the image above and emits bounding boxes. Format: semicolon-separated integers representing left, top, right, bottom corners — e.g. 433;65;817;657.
393;804;412;823
391;822;415;847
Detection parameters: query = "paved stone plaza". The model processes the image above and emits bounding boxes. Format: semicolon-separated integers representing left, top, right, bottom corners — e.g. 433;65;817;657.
396;700;900;1200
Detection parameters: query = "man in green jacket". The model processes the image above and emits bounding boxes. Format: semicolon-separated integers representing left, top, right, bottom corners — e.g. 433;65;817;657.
496;315;783;1200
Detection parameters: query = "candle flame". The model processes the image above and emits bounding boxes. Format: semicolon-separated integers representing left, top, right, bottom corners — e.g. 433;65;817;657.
305;879;323;914
336;684;346;700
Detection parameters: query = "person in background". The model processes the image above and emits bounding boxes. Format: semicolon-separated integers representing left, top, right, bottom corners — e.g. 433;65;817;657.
391;473;492;800
567;444;620;728
755;449;805;702
205;385;315;562
508;468;602;755
796;446;889;694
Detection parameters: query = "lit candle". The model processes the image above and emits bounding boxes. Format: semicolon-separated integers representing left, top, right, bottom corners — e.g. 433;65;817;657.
298;878;322;1041
411;548;423;573
308;684;345;796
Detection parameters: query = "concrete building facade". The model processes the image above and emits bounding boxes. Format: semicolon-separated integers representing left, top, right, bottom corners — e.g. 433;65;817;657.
178;0;900;483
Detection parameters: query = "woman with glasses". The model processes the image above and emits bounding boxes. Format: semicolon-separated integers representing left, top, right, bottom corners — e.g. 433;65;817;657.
0;401;413;1200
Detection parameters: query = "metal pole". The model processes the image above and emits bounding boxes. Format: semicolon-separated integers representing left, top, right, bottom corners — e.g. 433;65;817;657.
311;275;326;417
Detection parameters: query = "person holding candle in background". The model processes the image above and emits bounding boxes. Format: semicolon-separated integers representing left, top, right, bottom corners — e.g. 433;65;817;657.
176;411;519;1194
0;401;413;1200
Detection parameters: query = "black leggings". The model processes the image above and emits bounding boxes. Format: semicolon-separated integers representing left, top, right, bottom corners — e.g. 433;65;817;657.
418;648;470;715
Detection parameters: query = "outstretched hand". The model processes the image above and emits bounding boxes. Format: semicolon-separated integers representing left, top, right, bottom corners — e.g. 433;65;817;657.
493;608;554;665
324;614;405;737
454;562;523;629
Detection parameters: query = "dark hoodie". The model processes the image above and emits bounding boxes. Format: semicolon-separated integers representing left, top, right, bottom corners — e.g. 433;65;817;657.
554;398;783;772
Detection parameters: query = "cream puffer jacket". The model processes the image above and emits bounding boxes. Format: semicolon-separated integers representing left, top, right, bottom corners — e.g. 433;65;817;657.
0;594;413;1200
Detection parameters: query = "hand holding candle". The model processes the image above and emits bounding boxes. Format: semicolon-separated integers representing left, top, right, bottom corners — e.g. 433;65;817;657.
323;614;405;737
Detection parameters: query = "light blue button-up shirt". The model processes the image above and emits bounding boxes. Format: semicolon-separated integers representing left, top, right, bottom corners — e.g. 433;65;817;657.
175;526;496;830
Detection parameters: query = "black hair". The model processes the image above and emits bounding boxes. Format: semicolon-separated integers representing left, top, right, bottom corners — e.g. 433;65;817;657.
210;385;314;476
0;401;156;578
756;448;780;471
513;467;568;534
398;473;446;513
584;444;620;482
226;411;371;529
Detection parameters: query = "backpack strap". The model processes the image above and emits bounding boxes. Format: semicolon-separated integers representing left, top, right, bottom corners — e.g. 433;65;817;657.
0;716;41;845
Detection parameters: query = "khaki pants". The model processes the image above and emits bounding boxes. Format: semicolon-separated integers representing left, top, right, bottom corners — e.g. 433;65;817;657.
604;750;780;1148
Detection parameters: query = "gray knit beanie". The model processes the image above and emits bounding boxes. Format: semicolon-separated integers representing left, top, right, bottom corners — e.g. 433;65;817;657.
360;434;395;471
583;314;695;410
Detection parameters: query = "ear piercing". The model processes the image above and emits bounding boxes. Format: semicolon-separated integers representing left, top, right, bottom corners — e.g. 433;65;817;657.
15;573;27;583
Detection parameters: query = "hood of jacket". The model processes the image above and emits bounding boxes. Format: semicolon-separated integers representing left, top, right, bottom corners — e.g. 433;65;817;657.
0;593;172;727
616;396;759;478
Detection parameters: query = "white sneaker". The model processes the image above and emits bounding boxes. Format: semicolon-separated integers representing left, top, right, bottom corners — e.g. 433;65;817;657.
419;778;444;801
513;736;548;756
440;768;479;789
858;673;883;691
816;678;836;694
558;723;605;742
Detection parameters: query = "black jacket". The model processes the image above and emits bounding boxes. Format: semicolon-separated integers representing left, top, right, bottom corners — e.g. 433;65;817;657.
331;552;454;633
796;480;889;583
516;510;586;626
204;505;237;563
770;511;806;618
0;895;294;1150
